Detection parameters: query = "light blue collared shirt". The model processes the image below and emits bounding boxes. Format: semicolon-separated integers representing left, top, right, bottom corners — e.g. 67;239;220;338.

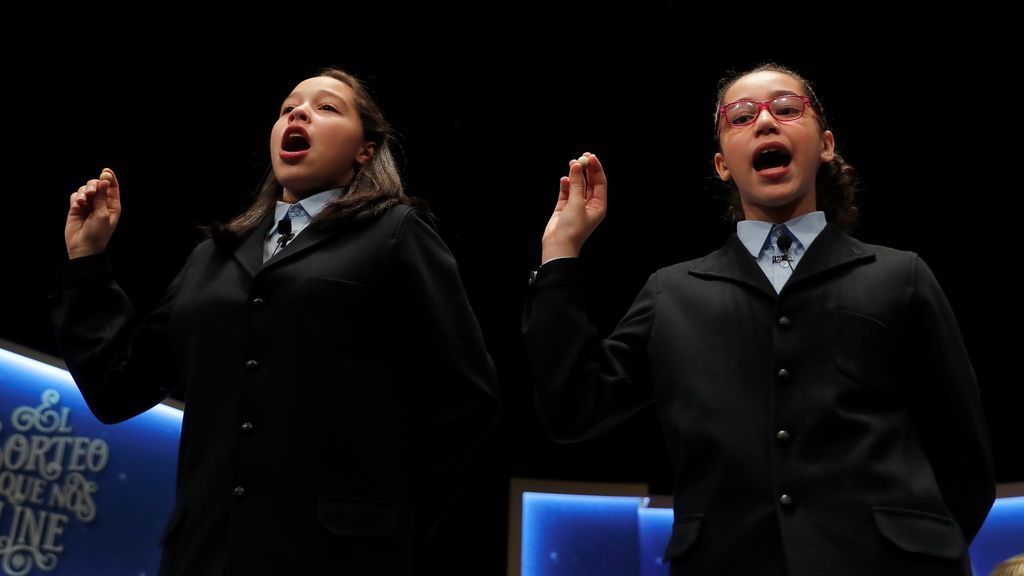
263;187;344;263
736;211;827;293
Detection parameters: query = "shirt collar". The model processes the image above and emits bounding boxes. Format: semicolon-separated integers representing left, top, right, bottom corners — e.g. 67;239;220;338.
272;187;344;226
736;210;827;258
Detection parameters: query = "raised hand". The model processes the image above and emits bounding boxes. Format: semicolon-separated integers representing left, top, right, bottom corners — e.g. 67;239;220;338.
541;152;607;264
66;168;122;259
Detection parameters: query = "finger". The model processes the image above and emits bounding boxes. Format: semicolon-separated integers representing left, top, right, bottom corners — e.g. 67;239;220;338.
84;179;100;197
74;186;89;208
555;176;570;209
92;180;110;219
585;153;607;208
70;187;90;214
578;154;591;200
567;160;586;206
100;168;120;206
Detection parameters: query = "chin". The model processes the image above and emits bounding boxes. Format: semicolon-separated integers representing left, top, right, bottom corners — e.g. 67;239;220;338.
275;178;312;194
749;182;806;202
275;168;315;187
745;193;800;208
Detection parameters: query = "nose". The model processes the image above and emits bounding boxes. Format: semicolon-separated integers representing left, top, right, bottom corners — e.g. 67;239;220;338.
288;104;310;123
754;105;780;136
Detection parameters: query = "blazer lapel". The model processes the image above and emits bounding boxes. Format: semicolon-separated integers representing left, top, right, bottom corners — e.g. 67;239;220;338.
687;224;876;298
230;211;367;278
258;223;339;274
689;233;777;298
232;216;275;279
784;224;875;292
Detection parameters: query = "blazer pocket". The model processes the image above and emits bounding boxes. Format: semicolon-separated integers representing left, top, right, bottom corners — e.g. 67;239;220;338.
832;308;893;388
661;513;703;563
159;504;187;546
302;276;377;345
872;506;965;559
316;498;399;538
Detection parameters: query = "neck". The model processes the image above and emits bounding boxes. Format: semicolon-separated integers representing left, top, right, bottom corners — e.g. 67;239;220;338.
282;188;310;204
742;197;816;224
282;185;342;204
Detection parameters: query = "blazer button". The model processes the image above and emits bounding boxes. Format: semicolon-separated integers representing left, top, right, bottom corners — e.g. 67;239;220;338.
779;494;794;507
240;422;255;433
777;316;792;328
250;297;264;307
776;368;790;382
245;359;259;371
233;486;247;499
775;430;791;443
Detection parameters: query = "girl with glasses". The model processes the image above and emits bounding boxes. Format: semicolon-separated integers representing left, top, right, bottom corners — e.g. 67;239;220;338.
524;63;993;576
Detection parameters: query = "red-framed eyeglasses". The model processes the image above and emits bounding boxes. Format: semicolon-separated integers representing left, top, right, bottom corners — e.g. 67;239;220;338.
718;95;814;128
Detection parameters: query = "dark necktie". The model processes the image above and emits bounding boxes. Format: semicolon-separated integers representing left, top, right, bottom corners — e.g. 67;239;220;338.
272;205;303;257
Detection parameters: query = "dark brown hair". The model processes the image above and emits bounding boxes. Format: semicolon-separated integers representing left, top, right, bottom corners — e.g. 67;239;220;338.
714;63;859;232
209;67;426;244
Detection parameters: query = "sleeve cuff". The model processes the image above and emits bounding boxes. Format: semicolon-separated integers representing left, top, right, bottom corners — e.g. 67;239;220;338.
529;257;584;289
52;252;114;291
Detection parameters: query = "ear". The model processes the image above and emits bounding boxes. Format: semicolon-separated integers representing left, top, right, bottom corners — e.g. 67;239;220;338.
714;152;731;181
355;142;376;167
819;130;835;163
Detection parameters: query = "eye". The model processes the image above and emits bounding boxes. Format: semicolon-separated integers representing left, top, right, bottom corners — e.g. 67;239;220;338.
280;105;294;116
772;97;804;119
320;104;339;112
726;102;757;125
730;112;754;125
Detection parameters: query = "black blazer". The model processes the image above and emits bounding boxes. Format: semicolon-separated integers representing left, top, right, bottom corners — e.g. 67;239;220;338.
50;205;499;576
523;224;994;576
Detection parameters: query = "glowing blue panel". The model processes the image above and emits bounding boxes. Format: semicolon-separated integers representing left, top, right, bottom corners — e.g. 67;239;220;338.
523;492;1023;576
637;506;673;576
0;347;181;576
523;492;645;576
970;496;1024;575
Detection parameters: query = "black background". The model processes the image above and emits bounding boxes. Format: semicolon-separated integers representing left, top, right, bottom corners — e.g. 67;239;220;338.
4;21;1018;572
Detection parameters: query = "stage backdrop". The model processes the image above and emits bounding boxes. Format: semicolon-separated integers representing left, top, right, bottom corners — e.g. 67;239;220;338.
0;343;181;576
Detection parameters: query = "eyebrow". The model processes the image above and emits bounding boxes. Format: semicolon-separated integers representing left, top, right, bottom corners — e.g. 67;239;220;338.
281;89;350;109
730;89;801;102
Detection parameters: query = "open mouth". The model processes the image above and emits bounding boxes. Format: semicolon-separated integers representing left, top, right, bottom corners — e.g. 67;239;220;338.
283;132;310;152
753;146;792;173
281;125;311;154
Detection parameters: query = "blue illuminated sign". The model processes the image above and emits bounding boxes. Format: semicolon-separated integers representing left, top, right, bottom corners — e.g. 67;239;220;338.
0;347;181;575
522;491;1023;576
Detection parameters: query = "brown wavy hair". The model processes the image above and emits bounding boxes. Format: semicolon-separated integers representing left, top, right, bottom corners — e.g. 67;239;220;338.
714;63;859;232
208;67;427;244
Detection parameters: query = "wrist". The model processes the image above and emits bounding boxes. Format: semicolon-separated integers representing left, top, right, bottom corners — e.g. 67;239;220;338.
68;247;104;260
541;243;580;264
